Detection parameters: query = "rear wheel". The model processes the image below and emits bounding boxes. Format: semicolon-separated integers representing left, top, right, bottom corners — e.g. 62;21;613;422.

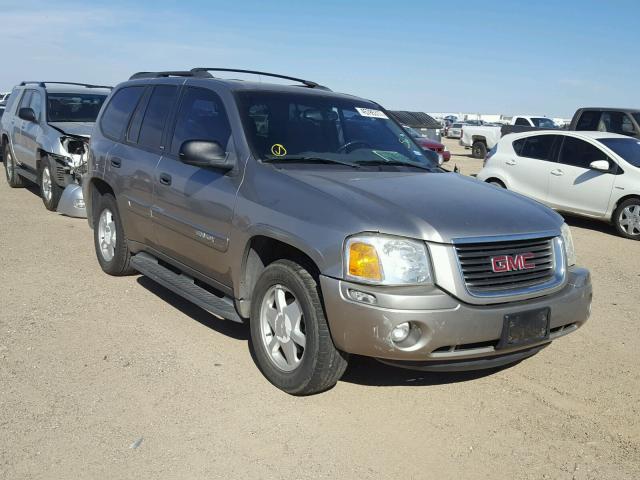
472;141;487;159
614;198;640;240
487;179;505;188
40;157;63;211
3;144;25;188
93;193;136;275
250;259;348;395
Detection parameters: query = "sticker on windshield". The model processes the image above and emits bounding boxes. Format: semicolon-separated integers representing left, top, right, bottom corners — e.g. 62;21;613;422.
271;144;287;156
355;107;388;119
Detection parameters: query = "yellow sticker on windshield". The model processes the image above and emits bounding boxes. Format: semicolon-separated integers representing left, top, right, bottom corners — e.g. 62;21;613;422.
271;144;287;156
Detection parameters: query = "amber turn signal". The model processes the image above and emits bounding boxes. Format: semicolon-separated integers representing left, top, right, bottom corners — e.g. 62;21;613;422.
348;242;382;281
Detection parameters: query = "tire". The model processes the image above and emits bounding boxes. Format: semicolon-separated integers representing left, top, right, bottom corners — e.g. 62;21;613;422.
93;193;136;275
488;179;505;188
472;141;487;159
40;156;63;211
3;143;25;188
613;198;640;240
250;259;348;395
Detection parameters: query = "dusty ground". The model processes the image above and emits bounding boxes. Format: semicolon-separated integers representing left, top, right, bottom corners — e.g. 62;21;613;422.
0;146;638;479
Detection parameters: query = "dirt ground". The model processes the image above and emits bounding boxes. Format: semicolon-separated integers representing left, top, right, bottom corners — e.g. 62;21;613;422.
0;144;638;479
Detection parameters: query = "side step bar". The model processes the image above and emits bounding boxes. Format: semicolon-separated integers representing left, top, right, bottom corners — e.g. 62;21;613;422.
16;166;38;183
131;252;243;323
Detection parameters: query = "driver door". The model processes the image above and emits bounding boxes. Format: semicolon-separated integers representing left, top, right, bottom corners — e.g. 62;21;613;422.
547;136;616;217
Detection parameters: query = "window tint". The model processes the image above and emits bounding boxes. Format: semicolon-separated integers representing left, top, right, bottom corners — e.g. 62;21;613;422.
632;113;640;128
559;137;607;169
28;91;43;121
18;90;33;109
520;135;557;160
599;111;637;136
100;86;145;140
512;138;526;155
47;93;107;122
599;138;640;168
514;117;530;126
137;85;178;149
575;111;601;130
170;87;231;155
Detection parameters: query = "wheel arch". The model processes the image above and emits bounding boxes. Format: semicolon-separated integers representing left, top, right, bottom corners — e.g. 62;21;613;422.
611;193;640;219
237;235;322;318
86;177;115;228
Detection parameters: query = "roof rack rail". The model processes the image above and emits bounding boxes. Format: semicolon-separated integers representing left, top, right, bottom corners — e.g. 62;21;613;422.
190;68;329;90
128;70;213;80
19;81;112;89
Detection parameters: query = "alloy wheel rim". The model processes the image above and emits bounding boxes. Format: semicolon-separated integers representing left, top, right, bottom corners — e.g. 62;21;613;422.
619;205;640;236
42;167;52;201
5;151;13;180
98;208;117;262
259;284;306;372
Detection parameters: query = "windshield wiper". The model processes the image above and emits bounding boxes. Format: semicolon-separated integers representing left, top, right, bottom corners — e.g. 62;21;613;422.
262;156;360;168
354;159;435;171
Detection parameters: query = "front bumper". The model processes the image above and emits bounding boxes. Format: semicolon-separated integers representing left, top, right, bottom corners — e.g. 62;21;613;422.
57;184;87;218
320;267;591;369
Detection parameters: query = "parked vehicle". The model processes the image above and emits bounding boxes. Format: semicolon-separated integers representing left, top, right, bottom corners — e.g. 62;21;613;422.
477;130;640;239
85;68;591;395
569;108;640;140
403;125;450;162
0;92;10;106
461;115;558;159
447;122;465;138
1;81;111;216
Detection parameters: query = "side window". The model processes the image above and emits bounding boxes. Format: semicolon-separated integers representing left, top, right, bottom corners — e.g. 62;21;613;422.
575;111;601;130
138;85;178;150
29;91;43;121
170;87;231;155
514;117;530;126
18;90;33;110
558;137;607;169
512;138;526;155
520;135;557;161
622;115;637;135
100;86;145;140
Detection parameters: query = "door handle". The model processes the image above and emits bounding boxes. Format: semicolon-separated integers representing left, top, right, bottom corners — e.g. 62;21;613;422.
110;158;122;168
506;159;516;165
550;169;563;176
159;173;172;186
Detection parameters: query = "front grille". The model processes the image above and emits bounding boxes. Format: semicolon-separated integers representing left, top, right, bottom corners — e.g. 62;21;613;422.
455;236;557;294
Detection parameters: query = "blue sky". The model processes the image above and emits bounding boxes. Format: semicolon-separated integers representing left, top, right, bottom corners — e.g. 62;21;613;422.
1;0;638;117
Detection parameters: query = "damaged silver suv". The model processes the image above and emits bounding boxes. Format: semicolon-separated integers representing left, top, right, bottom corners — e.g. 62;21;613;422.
1;81;111;216
85;69;592;395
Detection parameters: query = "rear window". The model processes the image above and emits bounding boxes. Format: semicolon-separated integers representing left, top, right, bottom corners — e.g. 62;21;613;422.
100;86;145;140
599;137;640;167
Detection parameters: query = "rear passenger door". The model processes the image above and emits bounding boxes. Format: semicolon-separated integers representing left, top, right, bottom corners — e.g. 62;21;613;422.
508;134;559;204
153;86;239;288
546;136;616;217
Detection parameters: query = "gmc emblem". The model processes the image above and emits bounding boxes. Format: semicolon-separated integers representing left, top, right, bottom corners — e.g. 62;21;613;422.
491;253;535;272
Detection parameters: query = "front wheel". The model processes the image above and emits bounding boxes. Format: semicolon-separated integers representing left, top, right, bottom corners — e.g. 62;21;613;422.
250;260;348;395
40;157;63;211
614;198;640;240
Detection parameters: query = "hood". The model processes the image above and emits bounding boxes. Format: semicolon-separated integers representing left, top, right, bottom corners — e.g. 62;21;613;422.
280;169;563;243
48;121;94;138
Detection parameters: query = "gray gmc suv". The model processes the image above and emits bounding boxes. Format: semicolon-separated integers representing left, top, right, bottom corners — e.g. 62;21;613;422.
85;69;592;395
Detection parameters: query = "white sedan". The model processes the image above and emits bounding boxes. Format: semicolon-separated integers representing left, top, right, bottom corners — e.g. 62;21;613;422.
477;131;640;239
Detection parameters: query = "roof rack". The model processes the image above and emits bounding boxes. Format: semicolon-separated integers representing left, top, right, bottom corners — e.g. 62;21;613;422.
190;68;329;90
19;81;112;89
128;70;213;80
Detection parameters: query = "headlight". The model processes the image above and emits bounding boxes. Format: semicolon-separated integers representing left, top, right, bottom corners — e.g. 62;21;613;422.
561;223;576;266
344;234;432;285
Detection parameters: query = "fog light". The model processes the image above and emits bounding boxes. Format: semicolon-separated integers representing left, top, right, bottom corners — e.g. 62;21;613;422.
391;322;411;343
347;289;377;305
74;199;85;209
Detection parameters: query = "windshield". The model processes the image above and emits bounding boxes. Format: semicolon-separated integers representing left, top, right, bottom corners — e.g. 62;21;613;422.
531;117;557;128
47;93;108;122
402;125;426;138
599;137;640;167
237;91;438;169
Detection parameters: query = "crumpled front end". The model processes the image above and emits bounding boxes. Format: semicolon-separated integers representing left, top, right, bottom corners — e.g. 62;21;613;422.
47;133;89;217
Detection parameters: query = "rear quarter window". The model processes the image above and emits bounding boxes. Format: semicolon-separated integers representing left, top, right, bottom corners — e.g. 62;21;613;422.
100;86;146;140
512;138;526;155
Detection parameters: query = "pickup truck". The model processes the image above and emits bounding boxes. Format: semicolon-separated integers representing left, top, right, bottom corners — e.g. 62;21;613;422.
461;116;558;158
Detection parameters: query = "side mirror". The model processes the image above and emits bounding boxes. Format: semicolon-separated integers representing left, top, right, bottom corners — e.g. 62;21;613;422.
18;107;37;123
179;140;234;171
589;160;610;172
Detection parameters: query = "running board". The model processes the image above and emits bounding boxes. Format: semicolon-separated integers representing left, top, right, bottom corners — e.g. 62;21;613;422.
131;252;243;323
16;166;38;183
